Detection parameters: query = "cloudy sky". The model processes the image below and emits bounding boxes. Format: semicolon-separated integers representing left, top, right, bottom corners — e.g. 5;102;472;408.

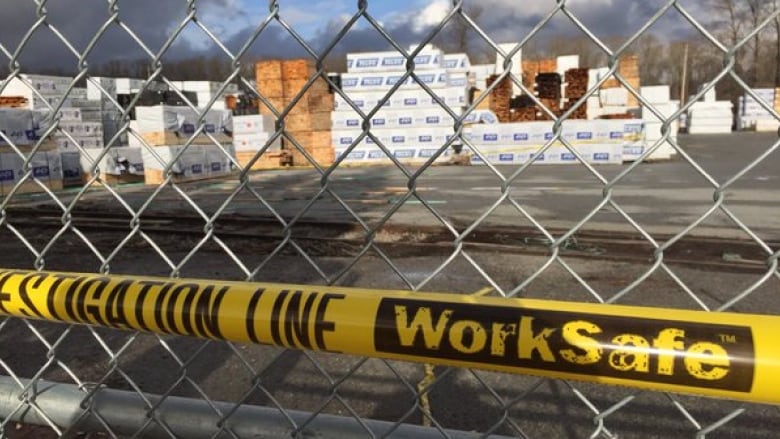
0;0;713;72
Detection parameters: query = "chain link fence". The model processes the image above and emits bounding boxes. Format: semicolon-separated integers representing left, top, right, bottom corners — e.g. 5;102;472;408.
1;0;779;438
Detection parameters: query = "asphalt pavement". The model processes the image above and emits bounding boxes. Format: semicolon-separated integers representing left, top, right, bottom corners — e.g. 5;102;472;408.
1;132;779;438
38;131;778;239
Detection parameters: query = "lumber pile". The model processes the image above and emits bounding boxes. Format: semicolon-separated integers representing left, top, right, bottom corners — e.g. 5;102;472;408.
509;95;535;122
486;74;512;122
256;59;335;167
509;107;536;122
522;59;557;89
534;73;561;121
489;58;612;122
535;73;561;99
565;68;589;99
563;68;589;119
522;62;538;90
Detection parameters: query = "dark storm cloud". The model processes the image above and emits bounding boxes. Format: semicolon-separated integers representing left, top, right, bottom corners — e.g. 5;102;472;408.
475;1;704;49
217;14;434;65
0;0;230;71
0;0;702;73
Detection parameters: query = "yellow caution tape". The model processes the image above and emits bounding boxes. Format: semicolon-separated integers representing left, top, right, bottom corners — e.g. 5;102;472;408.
0;269;777;404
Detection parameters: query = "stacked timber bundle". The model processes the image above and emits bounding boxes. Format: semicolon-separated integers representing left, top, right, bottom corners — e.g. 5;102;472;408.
535;73;561;120
256;59;335;167
486;74;512;122
522;58;558;89
535;73;561;99
521;60;540;89
538;58;557;74
509;107;537;122
563;68;589;119
509;95;537;122
256;60;284;112
507;95;533;122
565;68;588;98
536;99;560;120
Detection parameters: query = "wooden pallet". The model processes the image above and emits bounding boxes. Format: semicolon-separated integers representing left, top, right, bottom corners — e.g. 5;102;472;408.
140;131;232;147
486;74;512;122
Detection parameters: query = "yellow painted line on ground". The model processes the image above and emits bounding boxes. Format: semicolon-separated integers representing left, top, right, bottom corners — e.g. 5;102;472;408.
417;363;437;427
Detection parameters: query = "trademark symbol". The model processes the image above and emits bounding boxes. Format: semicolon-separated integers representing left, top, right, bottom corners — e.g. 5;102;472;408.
719;334;737;344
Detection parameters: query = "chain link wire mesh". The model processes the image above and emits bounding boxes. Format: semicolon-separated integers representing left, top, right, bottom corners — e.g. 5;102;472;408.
0;0;779;437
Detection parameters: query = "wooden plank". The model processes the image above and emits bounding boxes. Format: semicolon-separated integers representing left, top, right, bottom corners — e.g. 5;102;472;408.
140;131;232;147
486;74;512;122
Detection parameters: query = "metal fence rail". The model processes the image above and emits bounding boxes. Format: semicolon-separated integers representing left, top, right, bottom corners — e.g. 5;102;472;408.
1;0;779;438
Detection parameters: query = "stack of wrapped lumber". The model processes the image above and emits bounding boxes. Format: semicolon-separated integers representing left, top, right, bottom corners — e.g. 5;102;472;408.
256;59;334;167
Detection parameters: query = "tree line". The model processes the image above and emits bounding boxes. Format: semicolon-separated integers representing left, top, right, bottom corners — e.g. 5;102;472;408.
430;1;780;105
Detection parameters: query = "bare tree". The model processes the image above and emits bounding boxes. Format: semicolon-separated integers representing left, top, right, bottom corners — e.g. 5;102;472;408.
546;35;608;68
746;0;767;85
710;0;747;77
774;0;780;85
709;0;777;87
633;34;668;85
431;3;484;61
